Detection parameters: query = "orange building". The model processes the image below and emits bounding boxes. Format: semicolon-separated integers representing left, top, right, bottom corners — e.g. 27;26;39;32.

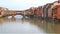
0;7;9;17
51;1;60;19
34;6;42;17
53;5;60;19
29;7;35;15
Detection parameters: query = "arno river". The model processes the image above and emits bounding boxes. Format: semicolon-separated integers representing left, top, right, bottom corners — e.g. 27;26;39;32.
0;15;60;34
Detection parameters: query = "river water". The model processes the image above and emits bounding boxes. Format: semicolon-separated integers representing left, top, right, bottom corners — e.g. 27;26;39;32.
0;15;60;34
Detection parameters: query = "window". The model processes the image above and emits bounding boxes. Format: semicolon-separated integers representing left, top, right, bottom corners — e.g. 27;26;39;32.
0;10;1;15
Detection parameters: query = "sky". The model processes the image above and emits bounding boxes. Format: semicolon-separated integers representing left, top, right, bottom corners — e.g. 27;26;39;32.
0;0;57;10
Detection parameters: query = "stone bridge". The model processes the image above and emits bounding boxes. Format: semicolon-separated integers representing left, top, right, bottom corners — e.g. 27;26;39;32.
0;9;33;17
0;7;35;17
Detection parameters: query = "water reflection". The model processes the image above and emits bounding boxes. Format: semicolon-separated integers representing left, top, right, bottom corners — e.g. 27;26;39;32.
0;17;5;24
0;15;60;34
11;16;16;22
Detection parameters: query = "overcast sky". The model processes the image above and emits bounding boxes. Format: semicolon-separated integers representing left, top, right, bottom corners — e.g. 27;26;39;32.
0;0;57;10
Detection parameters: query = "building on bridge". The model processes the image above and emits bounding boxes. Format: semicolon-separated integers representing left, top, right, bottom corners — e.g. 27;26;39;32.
0;7;9;17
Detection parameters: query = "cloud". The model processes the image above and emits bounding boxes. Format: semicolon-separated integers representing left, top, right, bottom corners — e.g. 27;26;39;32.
0;0;57;10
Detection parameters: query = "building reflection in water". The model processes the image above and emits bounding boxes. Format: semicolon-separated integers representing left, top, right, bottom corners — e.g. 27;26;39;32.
11;16;16;22
0;17;4;24
21;17;60;33
0;16;60;33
